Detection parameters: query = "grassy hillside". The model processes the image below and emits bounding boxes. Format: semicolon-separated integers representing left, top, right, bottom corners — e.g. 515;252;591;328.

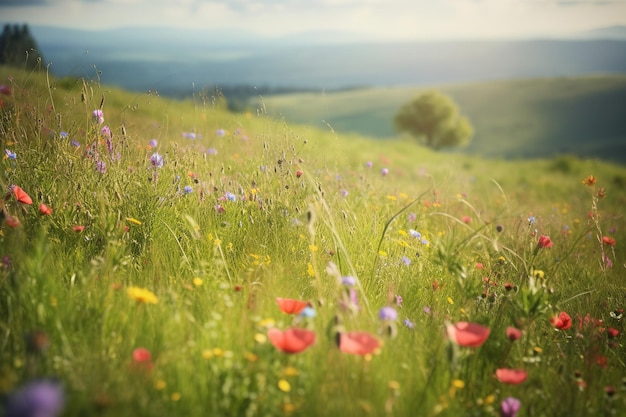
1;65;625;417
253;76;626;164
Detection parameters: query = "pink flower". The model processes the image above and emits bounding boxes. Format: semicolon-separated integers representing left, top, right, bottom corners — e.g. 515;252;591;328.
505;326;522;341
446;321;490;347
339;332;381;355
132;347;153;371
495;368;528;385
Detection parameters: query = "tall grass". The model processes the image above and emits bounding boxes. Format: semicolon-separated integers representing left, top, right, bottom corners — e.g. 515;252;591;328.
0;65;625;417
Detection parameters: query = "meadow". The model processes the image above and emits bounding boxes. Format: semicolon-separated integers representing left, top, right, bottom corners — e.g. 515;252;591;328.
0;65;625;417
256;75;626;164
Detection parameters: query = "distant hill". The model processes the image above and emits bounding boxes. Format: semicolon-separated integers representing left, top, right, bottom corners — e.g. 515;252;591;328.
254;76;626;164
12;24;626;96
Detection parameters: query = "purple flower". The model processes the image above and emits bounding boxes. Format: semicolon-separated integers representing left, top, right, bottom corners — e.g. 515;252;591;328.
365;161;373;168
183;185;193;194
341;276;356;286
341;189;348;197
408;212;416;222
92;109;104;124
423;306;431;314
60;131;68;139
182;132;197;139
395;295;403;306
500;397;521;417
381;168;389;176
71;141;80;148
401;256;411;266
4;379;65;417
225;192;236;202
409;229;421;239
5;149;16;159
150;152;164;168
378;306;398;321
101;125;112;139
95;160;106;174
216;129;226;137
403;319;415;329
149;139;158;147
206;148;218;155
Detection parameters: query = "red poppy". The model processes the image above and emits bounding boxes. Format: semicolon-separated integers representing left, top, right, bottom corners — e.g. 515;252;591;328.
132;347;153;371
506;326;522;341
446;321;491;347
39;203;52;215
602;236;616;246
606;327;620;339
12;185;32;205
537;235;553;248
496;368;528;384
551;312;572;330
276;297;308;315
339;331;381;355
267;327;316;354
72;225;85;233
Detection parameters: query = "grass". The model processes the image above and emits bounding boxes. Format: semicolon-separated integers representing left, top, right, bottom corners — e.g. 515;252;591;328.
0;64;625;417
254;75;626;164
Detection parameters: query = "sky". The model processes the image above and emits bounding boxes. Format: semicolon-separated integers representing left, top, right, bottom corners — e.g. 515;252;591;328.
1;0;625;41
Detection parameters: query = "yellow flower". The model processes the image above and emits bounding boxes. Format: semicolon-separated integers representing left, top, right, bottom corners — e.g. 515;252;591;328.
202;349;214;360
125;217;142;225
193;277;203;287
244;352;258;362
533;270;545;279
307;263;315;277
447;297;454;305
283;366;299;377
171;392;181;402
127;286;158;304
452;379;465;389
155;380;167;390
254;333;267;344
278;379;291;392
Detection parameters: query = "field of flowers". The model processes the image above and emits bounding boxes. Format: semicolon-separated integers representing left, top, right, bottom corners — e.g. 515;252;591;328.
0;66;625;417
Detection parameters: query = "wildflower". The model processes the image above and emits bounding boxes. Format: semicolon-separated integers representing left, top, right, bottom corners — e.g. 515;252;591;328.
506;326;522;341
475;262;484;269
127;286;158;304
395;295;403;306
381;168;389;176
409;229;421;239
277;379;291;392
132;347;153;371
148;139;158;147
60;131;68;139
504;282;514;291
92;109;104;124
71;140;80;148
276;297;308;314
5;149;16;159
446;321;491;347
606;327;620;339
495;368;528;385
341;276;356;286
500;397;521;417
339;331;381;355
225;192;236;202
0;84;11;95
206;148;218;155
296;170;303;178
551;311;572;330
341;189;348;197
299;306;316;318
72;225;85;233
216;129;226;136
462;215;471;224
25;330;50;354
582;175;596;186
101;125;112;139
193;277;203;287
183;185;193;194
537;235;553;248
365;161;373;168
602;236;616;246
403;319;415;329
39;204;53;216
401;256;411;266
267;327;316;354
4;379;65;417
95;160;106;174
379;306;398;321
11;185;32;205
150;152;164;168
6;215;20;228
528;215;535;225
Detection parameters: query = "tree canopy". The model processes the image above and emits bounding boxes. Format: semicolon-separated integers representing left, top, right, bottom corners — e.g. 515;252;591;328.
0;24;45;69
394;90;474;150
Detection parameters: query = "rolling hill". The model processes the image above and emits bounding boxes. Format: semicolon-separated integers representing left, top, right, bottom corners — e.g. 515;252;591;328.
253;75;626;164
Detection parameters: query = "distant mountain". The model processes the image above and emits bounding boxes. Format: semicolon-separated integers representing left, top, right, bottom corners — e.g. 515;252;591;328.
577;25;626;40
6;24;625;96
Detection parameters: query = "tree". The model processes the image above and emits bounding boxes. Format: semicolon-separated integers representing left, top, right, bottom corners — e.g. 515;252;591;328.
0;23;45;69
394;90;474;150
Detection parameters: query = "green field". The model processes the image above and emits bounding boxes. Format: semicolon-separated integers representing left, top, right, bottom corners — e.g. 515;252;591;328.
253;76;626;163
1;65;625;417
